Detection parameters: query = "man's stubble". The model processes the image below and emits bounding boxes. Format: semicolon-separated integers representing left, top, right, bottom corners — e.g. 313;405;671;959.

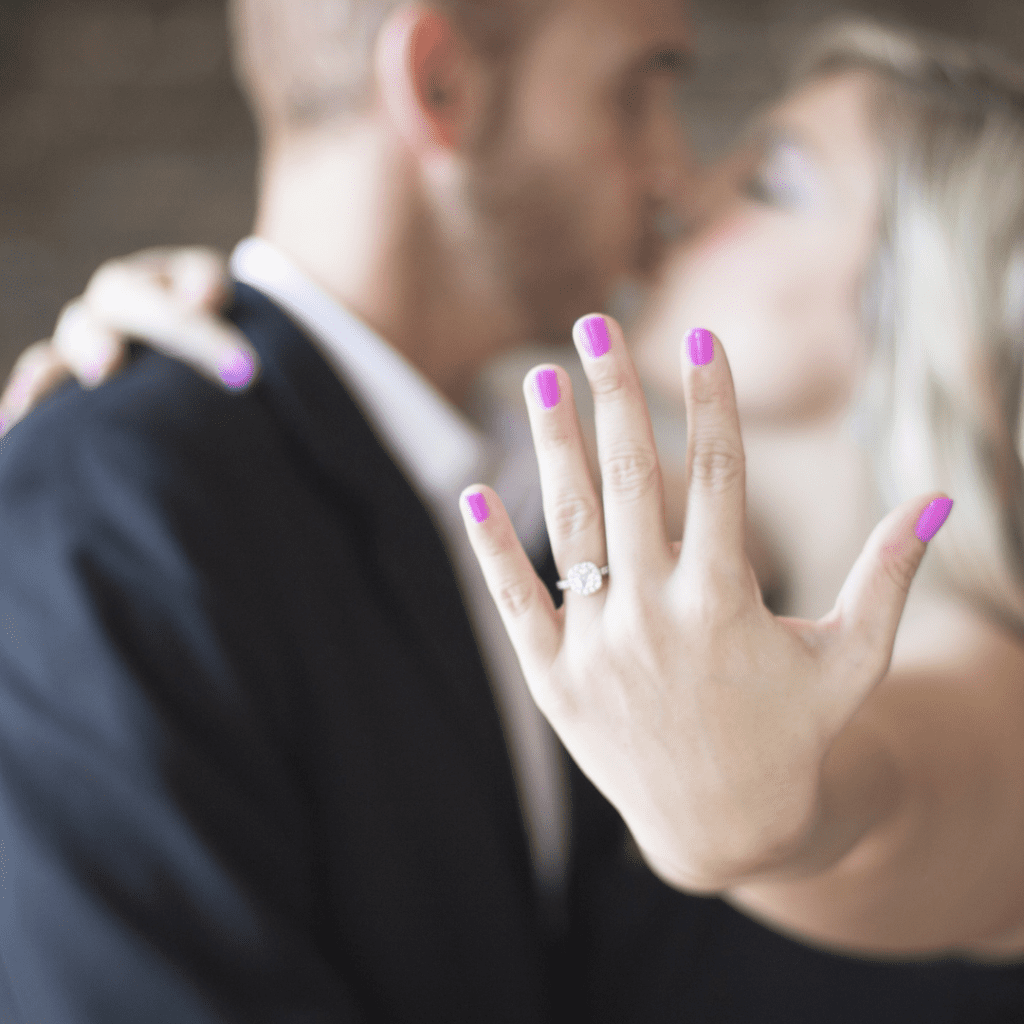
467;149;612;345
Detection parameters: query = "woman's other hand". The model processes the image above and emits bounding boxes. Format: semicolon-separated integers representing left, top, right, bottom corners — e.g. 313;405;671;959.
0;246;260;437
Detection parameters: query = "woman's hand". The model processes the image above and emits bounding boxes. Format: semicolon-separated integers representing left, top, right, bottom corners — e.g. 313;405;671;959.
0;246;259;437
460;314;953;893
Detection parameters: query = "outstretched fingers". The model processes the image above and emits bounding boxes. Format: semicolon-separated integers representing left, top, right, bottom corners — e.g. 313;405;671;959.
571;314;671;586
459;485;564;684
676;328;753;610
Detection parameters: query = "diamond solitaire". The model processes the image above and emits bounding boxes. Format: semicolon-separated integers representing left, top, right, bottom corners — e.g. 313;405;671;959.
556;561;609;596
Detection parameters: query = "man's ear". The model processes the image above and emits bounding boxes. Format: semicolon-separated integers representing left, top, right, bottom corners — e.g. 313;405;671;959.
375;4;479;154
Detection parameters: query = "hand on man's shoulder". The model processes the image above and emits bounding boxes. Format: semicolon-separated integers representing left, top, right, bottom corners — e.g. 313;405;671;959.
0;337;266;497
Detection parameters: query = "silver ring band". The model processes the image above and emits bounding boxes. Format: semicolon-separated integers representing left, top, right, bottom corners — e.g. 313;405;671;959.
556;561;609;596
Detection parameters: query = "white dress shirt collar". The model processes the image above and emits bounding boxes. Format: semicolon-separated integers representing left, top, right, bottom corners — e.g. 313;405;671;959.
228;236;567;902
230;235;491;503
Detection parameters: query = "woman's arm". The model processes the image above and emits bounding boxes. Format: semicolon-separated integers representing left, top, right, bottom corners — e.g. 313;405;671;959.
723;600;1024;959
0;247;256;437
460;314;957;917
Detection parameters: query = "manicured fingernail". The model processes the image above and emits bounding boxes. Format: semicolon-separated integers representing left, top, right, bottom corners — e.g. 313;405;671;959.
533;368;560;409
218;349;256;389
580;315;610;358
915;497;954;543
466;492;490;523
687;328;714;366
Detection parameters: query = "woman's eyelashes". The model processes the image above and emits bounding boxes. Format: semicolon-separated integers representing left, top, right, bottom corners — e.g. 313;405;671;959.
744;172;779;204
743;141;811;207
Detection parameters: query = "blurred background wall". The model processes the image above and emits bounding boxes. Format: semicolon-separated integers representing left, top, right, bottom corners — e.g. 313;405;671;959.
1;0;1023;383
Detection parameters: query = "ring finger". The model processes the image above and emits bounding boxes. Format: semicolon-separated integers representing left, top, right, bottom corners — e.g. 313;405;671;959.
523;363;608;609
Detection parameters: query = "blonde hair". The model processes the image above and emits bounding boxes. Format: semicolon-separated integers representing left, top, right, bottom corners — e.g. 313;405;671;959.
787;18;1024;643
228;0;545;141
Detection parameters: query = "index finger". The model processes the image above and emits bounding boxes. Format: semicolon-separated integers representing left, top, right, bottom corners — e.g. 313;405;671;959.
676;328;751;608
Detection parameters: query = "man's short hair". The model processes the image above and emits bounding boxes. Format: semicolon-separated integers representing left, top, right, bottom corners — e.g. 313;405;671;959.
229;0;548;140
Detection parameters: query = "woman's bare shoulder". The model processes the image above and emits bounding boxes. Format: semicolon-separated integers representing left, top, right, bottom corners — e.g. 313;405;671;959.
865;591;1024;962
890;589;1024;678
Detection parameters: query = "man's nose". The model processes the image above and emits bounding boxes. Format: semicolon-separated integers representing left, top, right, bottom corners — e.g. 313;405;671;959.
645;120;703;239
647;115;694;199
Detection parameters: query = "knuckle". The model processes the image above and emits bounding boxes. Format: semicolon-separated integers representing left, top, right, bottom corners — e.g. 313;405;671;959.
689;371;731;409
547;493;599;542
52;302;87;351
708;589;748;629
677;573;747;631
534;415;574;454
602;446;659;500
689;433;743;491
86;259;128;297
588;362;629;399
475;512;517;558
496;575;537;619
54;298;83;330
85;267;135;318
53;305;107;365
881;550;916;595
172;247;224;287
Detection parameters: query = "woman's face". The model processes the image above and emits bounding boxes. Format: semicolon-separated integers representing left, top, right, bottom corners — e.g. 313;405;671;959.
635;70;884;429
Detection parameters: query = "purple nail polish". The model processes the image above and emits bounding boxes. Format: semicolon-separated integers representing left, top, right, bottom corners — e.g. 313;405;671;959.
915;497;954;543
687;328;714;367
218;350;256;389
82;359;105;387
466;492;490;523
533;369;560;409
580;315;610;358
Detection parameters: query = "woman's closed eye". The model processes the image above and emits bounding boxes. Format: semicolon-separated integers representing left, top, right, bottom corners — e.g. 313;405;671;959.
743;140;814;208
744;171;783;204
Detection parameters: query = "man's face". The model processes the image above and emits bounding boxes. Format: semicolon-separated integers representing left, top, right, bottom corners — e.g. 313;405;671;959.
467;0;695;343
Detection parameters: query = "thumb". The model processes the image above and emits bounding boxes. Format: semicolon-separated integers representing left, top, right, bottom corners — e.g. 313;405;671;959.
822;493;954;715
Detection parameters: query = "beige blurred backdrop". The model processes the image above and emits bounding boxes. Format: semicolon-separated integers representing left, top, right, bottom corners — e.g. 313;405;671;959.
1;0;1023;386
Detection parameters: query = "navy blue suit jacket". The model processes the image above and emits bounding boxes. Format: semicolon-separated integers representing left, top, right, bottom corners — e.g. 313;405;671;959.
0;282;1021;1023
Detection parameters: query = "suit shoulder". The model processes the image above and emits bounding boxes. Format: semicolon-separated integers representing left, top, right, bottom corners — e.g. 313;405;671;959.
0;348;285;526
1;347;271;469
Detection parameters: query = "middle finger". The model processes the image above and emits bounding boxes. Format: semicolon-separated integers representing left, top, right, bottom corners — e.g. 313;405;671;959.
571;313;671;586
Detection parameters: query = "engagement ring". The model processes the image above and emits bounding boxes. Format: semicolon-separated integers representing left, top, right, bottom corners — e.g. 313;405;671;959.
556;561;609;596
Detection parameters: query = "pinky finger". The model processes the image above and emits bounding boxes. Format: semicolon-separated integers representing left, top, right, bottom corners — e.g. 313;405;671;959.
0;341;73;436
459;484;564;684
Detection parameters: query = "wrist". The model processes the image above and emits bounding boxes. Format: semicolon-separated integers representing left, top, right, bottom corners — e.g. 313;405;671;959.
736;720;904;887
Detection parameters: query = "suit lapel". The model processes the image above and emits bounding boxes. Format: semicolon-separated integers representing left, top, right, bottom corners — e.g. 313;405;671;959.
227;282;535;893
